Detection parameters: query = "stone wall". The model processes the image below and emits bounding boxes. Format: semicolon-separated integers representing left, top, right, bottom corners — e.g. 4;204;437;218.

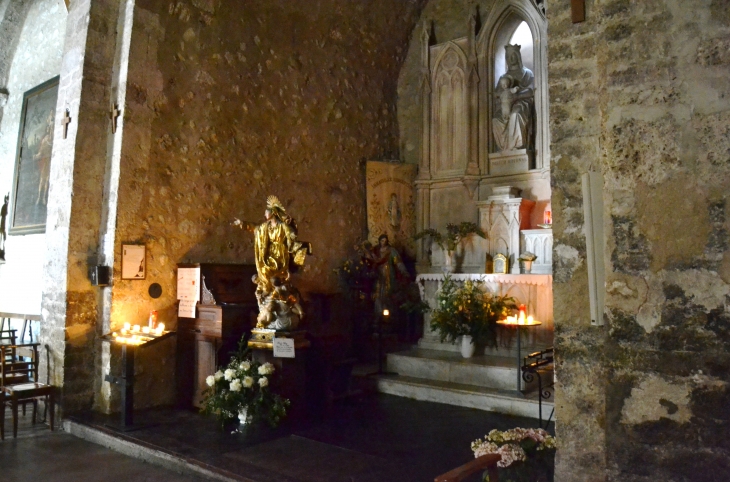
548;1;730;480
102;0;428;409
0;0;66;314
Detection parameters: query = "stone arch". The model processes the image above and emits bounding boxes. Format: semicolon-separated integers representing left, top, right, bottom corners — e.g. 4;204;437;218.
476;0;548;171
0;0;37;123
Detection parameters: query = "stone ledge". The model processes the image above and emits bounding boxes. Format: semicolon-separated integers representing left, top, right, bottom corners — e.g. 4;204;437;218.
63;419;248;482
375;375;554;421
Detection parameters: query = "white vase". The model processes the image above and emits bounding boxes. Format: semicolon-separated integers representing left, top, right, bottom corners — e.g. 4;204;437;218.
460;335;475;358
238;408;250;426
442;250;454;273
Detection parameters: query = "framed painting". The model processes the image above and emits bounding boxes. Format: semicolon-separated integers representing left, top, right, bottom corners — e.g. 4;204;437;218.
9;76;60;235
121;244;146;280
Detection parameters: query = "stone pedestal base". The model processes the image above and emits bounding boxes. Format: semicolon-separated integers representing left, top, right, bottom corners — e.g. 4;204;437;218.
488;150;530;176
248;329;311;350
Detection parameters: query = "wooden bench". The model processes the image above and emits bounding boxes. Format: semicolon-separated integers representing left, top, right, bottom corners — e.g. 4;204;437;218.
434;454;501;482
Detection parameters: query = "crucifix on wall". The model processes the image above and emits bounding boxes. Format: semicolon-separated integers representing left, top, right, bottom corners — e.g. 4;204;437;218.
61;109;71;139
110;104;121;134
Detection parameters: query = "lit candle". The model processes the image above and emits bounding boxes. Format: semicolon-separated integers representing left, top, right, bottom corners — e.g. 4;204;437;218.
123;322;131;331
544;210;552;225
527;315;534;324
518;312;526;325
132;324;140;332
383;309;390;317
142;326;151;334
155;323;165;336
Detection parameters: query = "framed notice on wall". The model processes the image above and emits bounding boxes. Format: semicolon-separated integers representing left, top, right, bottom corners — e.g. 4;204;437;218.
121;244;146;279
9;76;60;235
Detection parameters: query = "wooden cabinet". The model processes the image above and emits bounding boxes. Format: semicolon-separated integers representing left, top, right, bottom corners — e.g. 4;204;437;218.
175;264;258;408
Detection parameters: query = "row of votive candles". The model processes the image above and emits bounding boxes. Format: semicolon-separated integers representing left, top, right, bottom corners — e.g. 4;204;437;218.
502;311;538;325
119;322;166;337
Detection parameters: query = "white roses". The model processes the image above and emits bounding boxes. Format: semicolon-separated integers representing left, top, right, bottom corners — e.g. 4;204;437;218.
243;376;254;388
239;361;251;371
258;377;268;387
258;362;274;376
230;379;242;392
224;368;235;381
206;375;215;387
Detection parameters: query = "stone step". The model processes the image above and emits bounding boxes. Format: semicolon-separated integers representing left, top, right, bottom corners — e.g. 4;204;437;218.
387;348;544;391
375;374;554;421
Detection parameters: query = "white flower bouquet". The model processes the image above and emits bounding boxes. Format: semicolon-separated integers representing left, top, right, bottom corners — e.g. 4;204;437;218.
201;338;289;429
471;428;556;482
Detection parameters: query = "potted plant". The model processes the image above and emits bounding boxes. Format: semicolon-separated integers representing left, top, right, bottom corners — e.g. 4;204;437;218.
201;338;290;431
429;275;516;357
471;428;556;482
414;222;486;272
518;252;537;274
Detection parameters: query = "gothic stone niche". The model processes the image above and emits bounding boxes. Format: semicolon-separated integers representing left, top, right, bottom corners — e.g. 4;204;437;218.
430;40;470;177
366;161;417;259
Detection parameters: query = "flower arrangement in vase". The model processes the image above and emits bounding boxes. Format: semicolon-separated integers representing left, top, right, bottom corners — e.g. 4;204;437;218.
471;428;556;482
414;222;486;271
429;275;516;356
201;338;289;430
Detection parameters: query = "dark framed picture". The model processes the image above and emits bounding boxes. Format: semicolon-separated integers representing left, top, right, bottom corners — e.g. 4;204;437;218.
9;76;60;235
121;244;146;280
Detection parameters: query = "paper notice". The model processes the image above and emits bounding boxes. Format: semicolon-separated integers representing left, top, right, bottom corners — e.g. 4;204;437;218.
178;299;197;318
177;267;201;318
177;267;200;300
273;338;295;358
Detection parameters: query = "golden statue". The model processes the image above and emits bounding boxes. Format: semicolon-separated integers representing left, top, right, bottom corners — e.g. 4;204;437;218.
234;196;310;330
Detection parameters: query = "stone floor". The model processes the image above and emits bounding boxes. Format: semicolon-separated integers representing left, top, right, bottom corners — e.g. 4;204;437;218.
1;408;206;481
4;394;554;481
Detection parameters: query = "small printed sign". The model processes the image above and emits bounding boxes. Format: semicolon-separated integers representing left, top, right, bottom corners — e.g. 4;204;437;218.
273;338;295;358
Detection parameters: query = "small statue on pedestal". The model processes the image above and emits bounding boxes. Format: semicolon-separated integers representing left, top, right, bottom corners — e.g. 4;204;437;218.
235;196;311;346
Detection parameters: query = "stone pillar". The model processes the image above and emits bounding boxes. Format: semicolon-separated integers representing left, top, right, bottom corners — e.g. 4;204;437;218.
41;0;126;414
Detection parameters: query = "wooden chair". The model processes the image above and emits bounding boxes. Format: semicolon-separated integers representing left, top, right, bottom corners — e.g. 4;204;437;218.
434;454;501;482
0;343;55;440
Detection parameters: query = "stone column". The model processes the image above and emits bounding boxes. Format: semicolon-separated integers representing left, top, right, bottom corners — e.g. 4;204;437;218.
41;0;127;414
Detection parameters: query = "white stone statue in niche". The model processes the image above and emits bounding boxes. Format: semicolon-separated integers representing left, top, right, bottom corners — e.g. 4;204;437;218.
492;44;535;152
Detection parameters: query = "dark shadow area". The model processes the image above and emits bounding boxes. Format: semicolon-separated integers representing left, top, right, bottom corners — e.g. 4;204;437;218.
68;393;554;482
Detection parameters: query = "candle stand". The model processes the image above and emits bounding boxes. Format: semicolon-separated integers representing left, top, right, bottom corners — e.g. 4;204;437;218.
495;319;542;392
102;328;175;431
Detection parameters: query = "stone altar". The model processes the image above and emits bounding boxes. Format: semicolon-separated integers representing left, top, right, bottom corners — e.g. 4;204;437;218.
416;273;553;355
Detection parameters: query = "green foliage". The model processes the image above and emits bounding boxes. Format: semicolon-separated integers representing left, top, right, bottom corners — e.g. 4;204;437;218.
429;275;516;346
414;222;486;253
200;338;289;429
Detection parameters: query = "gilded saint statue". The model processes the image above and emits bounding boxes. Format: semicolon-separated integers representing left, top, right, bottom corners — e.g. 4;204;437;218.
234;196;311;331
